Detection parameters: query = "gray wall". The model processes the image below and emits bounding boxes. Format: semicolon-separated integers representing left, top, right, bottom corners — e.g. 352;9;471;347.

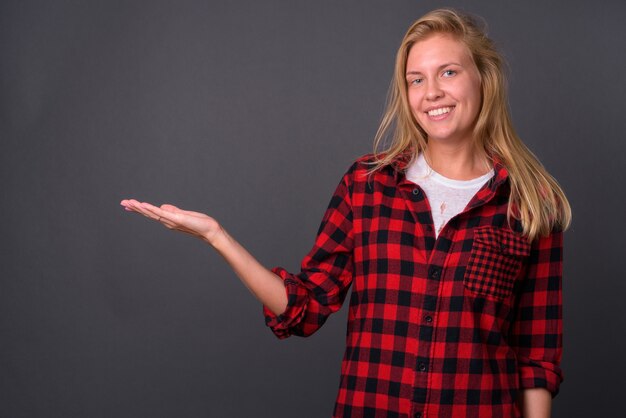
1;1;624;417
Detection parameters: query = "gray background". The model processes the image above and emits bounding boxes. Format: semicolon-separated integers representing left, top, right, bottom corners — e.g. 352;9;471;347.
1;0;624;417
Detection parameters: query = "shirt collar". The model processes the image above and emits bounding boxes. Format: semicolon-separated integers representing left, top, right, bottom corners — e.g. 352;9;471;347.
488;155;509;191
392;151;510;191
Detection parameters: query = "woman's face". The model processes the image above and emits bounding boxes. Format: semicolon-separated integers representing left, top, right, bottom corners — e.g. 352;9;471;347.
405;33;482;147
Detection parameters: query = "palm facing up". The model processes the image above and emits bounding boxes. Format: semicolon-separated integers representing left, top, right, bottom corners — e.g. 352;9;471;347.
120;199;222;244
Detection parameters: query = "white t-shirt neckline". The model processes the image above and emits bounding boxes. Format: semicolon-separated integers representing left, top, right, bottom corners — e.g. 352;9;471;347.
406;153;494;189
405;153;495;236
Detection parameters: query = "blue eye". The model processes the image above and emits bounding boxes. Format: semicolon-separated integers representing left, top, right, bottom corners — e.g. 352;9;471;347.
409;78;423;86
443;70;456;77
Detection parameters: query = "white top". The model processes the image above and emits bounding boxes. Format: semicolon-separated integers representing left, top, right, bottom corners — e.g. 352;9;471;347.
406;153;494;237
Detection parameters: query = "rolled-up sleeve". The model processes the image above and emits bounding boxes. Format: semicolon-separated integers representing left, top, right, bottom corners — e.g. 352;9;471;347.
508;229;564;396
263;165;356;339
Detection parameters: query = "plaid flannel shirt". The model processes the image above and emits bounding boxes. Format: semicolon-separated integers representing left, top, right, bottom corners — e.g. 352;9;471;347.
264;155;563;418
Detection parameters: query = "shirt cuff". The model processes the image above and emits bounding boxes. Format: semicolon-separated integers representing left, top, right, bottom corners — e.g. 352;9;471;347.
518;357;564;397
263;267;309;339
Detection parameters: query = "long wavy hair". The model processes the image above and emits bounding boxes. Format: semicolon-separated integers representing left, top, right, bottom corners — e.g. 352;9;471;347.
372;8;571;240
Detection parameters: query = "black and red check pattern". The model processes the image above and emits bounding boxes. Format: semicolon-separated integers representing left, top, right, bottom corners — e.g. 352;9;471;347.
264;155;563;418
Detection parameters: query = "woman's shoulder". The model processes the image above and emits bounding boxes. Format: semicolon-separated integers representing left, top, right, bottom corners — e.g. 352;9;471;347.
348;153;399;173
337;154;399;188
342;154;391;176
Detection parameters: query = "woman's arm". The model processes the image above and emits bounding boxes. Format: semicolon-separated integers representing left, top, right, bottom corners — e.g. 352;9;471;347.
120;200;288;315
507;229;564;415
519;388;552;418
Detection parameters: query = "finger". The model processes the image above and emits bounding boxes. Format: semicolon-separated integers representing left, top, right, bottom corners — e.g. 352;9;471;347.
140;207;178;228
120;200;180;229
141;203;183;225
123;200;164;221
149;204;204;227
160;204;207;218
160;218;178;229
139;202;167;220
160;204;182;212
185;209;210;217
120;201;134;212
120;199;135;210
121;199;146;214
125;199;148;212
160;218;197;235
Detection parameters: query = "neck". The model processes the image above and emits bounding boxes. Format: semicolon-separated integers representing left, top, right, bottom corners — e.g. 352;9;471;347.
422;141;491;180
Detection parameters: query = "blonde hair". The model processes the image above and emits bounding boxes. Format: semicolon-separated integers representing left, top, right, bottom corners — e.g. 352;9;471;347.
372;8;571;240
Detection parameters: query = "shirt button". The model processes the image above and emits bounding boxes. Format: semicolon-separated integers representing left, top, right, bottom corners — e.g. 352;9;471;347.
418;362;427;372
429;267;441;280
424;315;433;323
412;188;420;196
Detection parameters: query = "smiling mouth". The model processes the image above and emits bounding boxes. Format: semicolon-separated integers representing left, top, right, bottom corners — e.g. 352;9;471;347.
427;106;453;116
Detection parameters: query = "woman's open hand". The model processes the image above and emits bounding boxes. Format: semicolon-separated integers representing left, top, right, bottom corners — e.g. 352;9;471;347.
120;198;287;314
120;199;223;245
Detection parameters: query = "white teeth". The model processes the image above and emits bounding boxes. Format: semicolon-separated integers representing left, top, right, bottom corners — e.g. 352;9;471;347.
427;107;452;116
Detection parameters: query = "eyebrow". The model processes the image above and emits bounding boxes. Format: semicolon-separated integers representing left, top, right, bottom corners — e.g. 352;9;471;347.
406;62;463;76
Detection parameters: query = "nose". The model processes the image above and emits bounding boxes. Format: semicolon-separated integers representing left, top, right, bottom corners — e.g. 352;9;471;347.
425;80;443;101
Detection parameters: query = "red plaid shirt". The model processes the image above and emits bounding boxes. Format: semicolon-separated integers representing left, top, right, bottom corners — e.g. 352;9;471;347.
264;155;563;418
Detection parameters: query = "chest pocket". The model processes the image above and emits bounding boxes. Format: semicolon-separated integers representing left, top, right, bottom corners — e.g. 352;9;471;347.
463;226;531;301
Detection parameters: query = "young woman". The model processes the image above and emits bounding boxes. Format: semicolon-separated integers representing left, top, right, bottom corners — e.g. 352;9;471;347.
121;9;571;418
